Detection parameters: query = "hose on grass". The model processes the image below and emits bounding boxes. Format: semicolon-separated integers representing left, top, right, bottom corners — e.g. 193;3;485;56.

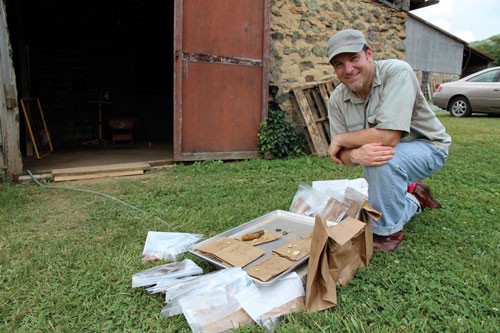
26;170;174;229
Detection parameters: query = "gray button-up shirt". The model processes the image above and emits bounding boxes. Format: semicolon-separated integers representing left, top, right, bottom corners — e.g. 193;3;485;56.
328;59;451;154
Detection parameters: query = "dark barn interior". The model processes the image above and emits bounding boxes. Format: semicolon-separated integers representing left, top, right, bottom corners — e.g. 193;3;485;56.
7;0;174;171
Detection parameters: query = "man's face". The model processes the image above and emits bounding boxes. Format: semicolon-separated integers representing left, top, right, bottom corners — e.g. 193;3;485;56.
331;49;374;94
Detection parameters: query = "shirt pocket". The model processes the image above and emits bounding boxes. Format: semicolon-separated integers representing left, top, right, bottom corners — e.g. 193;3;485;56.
345;119;365;132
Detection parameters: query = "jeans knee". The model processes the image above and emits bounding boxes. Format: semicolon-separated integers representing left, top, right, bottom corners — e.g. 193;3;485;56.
364;162;398;181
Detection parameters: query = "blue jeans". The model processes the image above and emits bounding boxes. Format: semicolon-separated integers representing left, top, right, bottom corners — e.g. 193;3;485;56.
364;141;447;236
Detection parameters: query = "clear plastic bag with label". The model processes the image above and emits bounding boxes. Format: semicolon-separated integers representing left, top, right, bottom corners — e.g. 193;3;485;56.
141;231;203;263
160;267;252;317
132;259;203;288
289;183;329;216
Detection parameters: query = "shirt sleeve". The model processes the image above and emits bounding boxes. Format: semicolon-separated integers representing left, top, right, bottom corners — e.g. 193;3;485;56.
371;62;418;134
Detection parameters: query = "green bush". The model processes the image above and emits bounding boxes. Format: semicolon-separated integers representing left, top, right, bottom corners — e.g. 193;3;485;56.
257;108;307;158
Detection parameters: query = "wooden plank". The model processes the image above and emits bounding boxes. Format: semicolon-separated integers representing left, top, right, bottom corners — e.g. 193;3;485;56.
311;88;331;141
20;98;53;160
52;162;151;177
177;151;260;161
318;83;331;108
293;87;328;156
306;89;330;147
53;170;144;182
311;89;328;121
18;173;52;183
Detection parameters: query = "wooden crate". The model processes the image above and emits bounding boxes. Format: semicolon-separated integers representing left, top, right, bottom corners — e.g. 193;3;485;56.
292;81;335;156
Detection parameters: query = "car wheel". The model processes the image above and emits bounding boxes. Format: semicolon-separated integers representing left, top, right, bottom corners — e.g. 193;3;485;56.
448;96;471;117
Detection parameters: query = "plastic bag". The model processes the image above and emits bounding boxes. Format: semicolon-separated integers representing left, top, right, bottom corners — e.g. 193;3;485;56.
312;178;368;199
235;272;305;329
160;267;252;317
289;184;329;216
290;184;348;226
146;275;198;294
132;259;203;288
141;231;203;263
180;276;255;333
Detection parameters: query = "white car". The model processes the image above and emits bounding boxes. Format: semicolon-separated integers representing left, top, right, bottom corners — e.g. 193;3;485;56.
432;66;500;117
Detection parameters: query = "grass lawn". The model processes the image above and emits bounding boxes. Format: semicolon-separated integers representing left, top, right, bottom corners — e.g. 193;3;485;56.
0;111;498;332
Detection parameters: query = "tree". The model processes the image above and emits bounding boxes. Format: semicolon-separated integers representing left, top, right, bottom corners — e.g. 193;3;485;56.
472;35;500;66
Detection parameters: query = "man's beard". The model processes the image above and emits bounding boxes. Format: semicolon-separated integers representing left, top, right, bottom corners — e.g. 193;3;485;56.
349;82;364;93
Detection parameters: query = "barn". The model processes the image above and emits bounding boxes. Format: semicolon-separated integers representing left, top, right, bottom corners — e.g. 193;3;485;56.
3;0;484;181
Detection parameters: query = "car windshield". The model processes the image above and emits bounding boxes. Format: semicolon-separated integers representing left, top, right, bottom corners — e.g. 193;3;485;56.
467;69;499;83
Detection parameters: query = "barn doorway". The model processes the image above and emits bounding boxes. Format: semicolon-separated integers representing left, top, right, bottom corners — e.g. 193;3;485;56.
7;0;174;173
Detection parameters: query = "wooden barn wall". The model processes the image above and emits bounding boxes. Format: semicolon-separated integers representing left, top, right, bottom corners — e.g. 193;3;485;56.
405;17;463;75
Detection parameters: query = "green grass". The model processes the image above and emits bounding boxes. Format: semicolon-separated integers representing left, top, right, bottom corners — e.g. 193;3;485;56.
1;111;499;332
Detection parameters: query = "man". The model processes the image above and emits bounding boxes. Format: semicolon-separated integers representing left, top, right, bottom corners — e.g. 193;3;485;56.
326;29;451;251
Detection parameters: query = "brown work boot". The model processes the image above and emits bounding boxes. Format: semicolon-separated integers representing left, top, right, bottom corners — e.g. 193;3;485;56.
412;183;442;209
373;230;404;252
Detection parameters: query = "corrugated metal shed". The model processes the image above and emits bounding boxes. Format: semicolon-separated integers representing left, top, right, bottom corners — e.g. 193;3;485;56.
405;13;464;75
406;12;495;76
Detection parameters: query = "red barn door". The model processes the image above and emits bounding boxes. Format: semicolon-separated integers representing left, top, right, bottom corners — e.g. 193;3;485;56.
173;0;270;161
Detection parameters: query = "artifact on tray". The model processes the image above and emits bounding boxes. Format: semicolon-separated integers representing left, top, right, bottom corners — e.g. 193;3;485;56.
272;239;311;261
246;255;294;282
241;229;265;241
237;229;282;246
195;236;265;267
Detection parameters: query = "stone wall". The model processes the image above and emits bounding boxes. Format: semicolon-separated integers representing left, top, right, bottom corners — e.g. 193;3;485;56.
269;0;408;116
415;70;460;100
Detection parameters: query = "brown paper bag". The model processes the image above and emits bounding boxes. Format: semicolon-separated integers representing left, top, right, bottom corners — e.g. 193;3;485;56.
305;215;368;312
352;200;381;267
305;215;338;312
328;217;365;287
342;188;381;267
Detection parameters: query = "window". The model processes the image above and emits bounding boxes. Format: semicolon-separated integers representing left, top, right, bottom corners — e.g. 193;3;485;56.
468;69;499;83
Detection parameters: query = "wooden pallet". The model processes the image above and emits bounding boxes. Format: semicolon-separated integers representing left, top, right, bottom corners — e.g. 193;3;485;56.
293;81;335;156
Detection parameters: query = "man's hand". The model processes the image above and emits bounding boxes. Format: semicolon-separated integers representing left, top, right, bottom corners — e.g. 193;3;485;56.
328;142;343;164
350;143;395;166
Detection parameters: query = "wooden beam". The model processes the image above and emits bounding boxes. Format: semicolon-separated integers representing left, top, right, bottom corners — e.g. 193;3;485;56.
0;1;23;178
52;162;151;177
54;170;144;182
